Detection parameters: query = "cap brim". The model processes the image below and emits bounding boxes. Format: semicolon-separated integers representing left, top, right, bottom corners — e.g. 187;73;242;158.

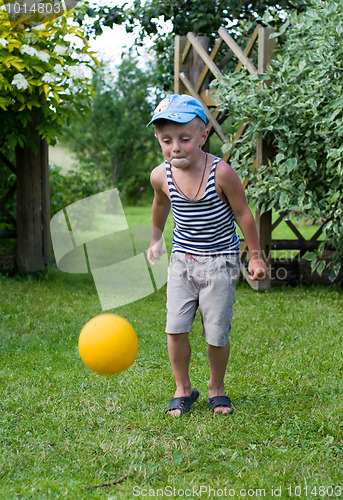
147;111;198;127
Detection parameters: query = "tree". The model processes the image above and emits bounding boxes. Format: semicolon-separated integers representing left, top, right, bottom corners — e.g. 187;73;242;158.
61;55;163;202
213;0;343;280
75;0;310;90
0;7;98;272
123;0;308;37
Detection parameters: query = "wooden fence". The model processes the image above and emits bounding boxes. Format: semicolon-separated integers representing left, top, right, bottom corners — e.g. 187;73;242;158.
174;25;341;289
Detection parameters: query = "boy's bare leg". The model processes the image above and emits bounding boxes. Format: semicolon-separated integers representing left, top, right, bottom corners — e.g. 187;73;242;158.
207;340;233;414
167;333;192;417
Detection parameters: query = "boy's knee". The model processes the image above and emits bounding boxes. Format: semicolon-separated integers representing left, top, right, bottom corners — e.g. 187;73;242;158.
167;332;189;340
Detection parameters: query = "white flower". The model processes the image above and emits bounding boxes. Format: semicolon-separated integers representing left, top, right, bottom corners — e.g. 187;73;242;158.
21;45;50;63
42;72;55;83
21;44;38;57
12;74;29;90
53;64;64;74
54;44;67;55
37;51;50;63
32;24;46;30
0;38;8;47
68;65;86;80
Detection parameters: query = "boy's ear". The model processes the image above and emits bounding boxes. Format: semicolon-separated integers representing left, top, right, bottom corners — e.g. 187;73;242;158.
200;128;210;146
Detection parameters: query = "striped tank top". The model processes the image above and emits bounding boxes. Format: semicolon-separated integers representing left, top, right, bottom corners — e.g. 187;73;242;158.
166;157;240;255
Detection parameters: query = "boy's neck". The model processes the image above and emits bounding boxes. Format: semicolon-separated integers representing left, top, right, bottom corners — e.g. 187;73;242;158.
170;152;210;201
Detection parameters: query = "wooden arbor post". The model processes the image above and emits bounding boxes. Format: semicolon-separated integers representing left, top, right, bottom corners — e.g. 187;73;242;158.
16;137;50;273
252;27;275;290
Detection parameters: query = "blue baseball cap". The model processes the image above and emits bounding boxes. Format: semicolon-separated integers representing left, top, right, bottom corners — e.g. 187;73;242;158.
147;94;207;127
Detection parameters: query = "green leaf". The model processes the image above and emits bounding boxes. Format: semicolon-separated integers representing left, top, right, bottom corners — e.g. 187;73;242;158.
329;264;341;282
303;252;317;262
307;158;317;171
222;142;232;154
275;153;284;164
285;158;297;173
316;260;326;276
279;191;288;209
311;258;319;274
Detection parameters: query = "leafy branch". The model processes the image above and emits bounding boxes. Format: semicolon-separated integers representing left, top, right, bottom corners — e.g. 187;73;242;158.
0;9;99;150
213;0;343;281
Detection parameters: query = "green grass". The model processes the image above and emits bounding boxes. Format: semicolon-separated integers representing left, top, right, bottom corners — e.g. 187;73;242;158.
0;206;342;499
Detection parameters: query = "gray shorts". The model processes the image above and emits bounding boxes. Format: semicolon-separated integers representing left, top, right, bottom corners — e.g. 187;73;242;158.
166;252;240;347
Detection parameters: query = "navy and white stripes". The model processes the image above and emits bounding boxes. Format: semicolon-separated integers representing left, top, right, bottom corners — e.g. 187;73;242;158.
166;158;240;255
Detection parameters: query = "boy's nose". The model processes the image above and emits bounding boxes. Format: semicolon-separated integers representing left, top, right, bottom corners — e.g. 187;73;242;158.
172;141;181;152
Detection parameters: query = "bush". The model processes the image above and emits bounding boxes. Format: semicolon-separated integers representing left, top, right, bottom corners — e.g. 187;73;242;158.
213;0;343;281
0;9;97;150
49;164;111;217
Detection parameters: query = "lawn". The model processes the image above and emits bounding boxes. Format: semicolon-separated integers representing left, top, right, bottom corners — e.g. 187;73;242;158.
0;206;342;499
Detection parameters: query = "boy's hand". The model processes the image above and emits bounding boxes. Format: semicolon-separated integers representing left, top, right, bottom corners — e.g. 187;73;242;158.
248;258;269;281
147;238;166;266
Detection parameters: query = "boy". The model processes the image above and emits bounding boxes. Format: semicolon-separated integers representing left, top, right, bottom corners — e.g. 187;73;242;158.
147;94;268;416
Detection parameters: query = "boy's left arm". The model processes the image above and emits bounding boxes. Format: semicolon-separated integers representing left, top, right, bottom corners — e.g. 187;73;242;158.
217;162;269;281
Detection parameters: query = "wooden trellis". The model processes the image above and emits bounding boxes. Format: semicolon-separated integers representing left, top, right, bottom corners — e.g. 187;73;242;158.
174;25;338;288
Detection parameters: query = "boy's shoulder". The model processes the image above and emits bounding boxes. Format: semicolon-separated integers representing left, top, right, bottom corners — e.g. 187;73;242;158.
215;159;238;182
150;162;167;191
214;159;242;201
215;157;232;171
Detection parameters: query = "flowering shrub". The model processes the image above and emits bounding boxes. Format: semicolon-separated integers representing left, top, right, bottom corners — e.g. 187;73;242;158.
213;0;343;281
0;6;98;149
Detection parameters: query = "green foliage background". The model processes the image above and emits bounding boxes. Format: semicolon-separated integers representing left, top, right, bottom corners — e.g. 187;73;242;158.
213;0;343;281
57;56;163;208
76;0;310;91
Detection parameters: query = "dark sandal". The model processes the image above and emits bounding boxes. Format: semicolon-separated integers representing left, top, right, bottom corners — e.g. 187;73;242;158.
207;395;234;414
165;389;199;415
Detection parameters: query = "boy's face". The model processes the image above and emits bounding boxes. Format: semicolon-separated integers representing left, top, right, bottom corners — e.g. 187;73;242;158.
155;118;209;169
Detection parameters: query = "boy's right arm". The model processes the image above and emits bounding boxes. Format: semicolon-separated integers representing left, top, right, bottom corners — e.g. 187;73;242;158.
148;165;171;266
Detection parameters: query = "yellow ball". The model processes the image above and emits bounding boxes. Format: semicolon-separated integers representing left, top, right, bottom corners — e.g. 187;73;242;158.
78;314;138;375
